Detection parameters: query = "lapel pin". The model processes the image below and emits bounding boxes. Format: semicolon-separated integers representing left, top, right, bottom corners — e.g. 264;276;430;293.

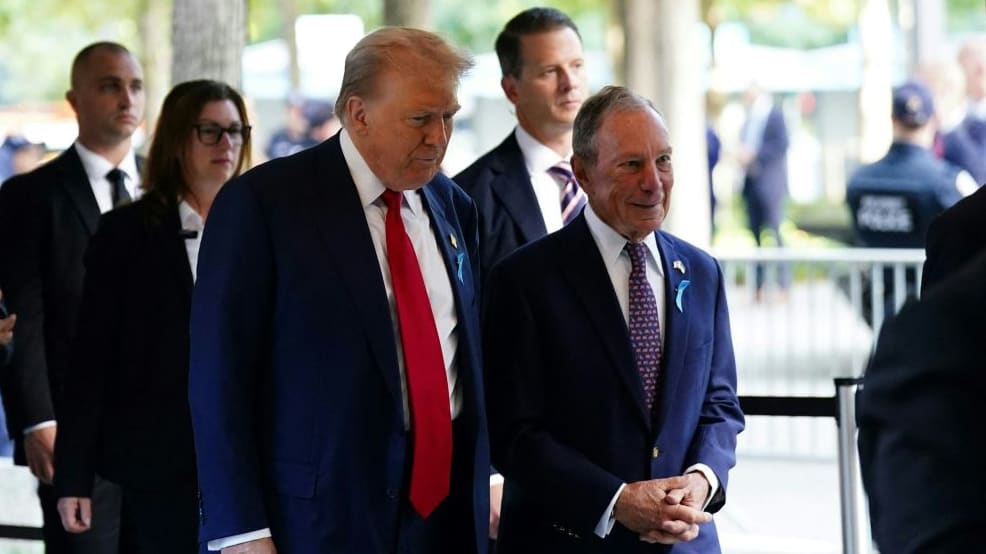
675;280;690;313
673;260;685;274
449;233;458;249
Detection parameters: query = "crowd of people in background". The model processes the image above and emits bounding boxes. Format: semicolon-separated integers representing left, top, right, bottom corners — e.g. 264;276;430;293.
0;7;982;554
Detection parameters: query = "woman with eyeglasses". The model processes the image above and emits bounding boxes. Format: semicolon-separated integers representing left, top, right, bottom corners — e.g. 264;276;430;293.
52;79;251;553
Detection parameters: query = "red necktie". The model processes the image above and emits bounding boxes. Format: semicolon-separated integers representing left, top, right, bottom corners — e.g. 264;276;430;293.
382;189;452;518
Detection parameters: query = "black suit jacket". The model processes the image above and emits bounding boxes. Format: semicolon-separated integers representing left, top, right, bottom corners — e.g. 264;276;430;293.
54;197;197;496
858;251;986;554
0;298;10;369
0;146;101;463
921;184;986;293
454;132;547;276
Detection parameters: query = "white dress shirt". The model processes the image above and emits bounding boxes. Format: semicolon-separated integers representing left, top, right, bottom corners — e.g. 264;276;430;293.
22;141;141;436
583;203;719;538
210;129;463;550
74;141;142;213
515;125;570;233
178;200;204;283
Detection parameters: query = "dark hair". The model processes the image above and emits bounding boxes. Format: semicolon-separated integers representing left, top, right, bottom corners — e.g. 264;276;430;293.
70;42;133;88
494;7;581;79
335;27;473;125
573;86;659;165
142;80;252;208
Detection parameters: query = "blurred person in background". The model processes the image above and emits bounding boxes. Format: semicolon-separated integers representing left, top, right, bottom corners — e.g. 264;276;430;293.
847;80;975;321
303;97;341;143
943;37;986;186
264;94;339;160
54;79;251;554
738;82;790;299
0;134;45;184
455;7;589;278
0;41;145;554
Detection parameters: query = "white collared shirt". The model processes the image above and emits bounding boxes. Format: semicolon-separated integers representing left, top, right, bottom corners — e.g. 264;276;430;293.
515;126;570;233
339;129;462;425
74;141;141;213
582;203;719;538
178;199;204;282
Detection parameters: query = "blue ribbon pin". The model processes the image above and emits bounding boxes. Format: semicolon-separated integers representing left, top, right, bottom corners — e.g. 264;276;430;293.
456;253;465;283
675;280;690;313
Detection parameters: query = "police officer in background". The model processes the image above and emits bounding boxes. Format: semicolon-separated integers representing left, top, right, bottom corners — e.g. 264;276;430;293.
846;79;977;322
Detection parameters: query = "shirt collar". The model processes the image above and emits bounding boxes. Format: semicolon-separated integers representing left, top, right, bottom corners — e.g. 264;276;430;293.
514;125;572;176
584;202;664;278
74;141;139;185
339;129;421;215
177;199;203;231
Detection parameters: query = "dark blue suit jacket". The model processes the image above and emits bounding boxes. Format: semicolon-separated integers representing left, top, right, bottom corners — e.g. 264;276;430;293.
943;115;986;186
858;251;986;553
189;135;490;553
742;106;789;229
454;132;547;277
484;215;744;553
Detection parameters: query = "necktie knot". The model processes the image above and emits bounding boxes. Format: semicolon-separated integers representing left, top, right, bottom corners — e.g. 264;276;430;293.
106;168;131;207
625;241;648;269
548;161;585;225
382;189;403;212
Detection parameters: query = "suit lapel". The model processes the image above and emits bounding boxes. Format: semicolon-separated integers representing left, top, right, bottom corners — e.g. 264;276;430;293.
302;138;403;405
58;146;101;235
489;136;548;241
654;232;690;433
557;216;652;431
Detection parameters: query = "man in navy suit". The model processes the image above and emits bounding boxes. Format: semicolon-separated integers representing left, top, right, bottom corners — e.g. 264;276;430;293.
484;86;744;553
858;251;986;553
455;7;590;276
0;41;144;554
943;38;986;186
189;27;489;554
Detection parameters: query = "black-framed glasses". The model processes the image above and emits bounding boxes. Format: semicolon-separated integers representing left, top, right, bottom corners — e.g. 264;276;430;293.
193;123;251;146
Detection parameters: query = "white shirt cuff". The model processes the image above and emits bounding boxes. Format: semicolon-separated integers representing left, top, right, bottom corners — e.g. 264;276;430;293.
208;528;272;551
595;483;626;538
490;473;504;487
685;463;719;510
23;420;56;434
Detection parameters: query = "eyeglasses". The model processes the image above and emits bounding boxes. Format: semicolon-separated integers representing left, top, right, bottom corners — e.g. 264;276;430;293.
193;123;251;146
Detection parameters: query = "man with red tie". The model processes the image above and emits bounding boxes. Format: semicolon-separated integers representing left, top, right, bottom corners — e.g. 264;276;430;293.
188;28;489;554
484;86;744;553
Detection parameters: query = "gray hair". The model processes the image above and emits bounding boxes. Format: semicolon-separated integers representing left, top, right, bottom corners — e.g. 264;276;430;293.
335;27;474;124
572;85;661;165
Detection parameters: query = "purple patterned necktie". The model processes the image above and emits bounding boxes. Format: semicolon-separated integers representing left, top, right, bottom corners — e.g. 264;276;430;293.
547;161;586;225
625;241;661;413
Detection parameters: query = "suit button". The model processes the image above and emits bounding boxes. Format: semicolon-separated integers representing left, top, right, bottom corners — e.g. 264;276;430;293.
652;447;660;459
386;488;399;499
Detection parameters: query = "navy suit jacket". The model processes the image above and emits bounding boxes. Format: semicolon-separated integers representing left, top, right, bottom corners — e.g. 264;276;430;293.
484;215;744;553
742;106;789;225
922;177;986;293
858;251;986;553
943;114;986;186
55;198;197;497
454;132;548;277
189;135;490;553
0;146;100;463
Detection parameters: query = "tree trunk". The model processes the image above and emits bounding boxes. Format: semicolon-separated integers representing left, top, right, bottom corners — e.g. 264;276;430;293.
383;0;430;29
138;0;171;141
857;0;893;163
171;0;246;88
279;0;301;91
621;0;710;247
